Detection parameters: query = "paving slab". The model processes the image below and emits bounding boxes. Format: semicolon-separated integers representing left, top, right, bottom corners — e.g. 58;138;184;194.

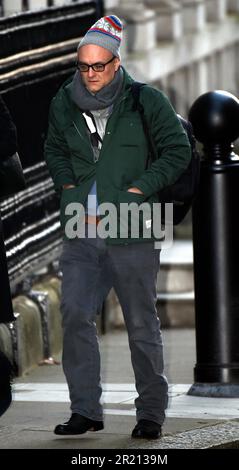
1;329;239;451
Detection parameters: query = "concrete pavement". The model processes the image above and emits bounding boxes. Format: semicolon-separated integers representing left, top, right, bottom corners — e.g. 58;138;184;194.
1;329;239;450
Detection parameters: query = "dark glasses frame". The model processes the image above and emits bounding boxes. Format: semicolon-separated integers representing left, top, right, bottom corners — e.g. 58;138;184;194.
76;56;115;72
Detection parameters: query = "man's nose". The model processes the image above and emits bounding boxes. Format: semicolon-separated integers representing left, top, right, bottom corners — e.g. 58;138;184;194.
88;67;96;78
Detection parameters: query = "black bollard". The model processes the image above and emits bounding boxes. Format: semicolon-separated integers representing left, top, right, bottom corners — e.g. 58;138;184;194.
187;90;239;397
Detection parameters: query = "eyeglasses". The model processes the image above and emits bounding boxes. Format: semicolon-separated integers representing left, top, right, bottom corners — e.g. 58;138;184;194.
76;56;115;73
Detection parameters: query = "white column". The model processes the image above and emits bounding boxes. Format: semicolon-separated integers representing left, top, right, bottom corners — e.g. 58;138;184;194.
227;46;237;95
120;0;143;5
4;0;22;16
28;0;47;9
206;0;227;22
216;47;237;94
104;0;121;7
159;76;169;92
113;0;157;53
145;0;183;41
175;68;189;116
181;0;206;33
195;59;208;96
216;49;227;90
53;0;72;5
186;63;200;108
166;68;189;116
206;53;218;91
236;43;239;95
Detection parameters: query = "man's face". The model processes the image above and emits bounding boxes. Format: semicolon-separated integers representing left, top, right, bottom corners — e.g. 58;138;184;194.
77;44;120;93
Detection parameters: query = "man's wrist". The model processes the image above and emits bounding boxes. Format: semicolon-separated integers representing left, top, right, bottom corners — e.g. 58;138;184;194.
62;184;76;190
127;187;144;195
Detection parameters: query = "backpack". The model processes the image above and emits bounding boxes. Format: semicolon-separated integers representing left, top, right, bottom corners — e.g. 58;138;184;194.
131;82;200;225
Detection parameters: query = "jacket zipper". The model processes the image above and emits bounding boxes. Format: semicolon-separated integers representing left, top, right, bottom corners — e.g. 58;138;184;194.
72;120;96;161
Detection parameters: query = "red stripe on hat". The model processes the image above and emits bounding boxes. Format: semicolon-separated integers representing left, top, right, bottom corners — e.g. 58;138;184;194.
105;16;122;32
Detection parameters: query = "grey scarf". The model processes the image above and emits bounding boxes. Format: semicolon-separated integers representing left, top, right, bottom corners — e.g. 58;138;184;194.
70;66;124;111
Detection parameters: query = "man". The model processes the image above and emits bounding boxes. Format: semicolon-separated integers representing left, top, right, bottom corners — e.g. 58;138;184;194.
0;95;17;416
45;15;191;439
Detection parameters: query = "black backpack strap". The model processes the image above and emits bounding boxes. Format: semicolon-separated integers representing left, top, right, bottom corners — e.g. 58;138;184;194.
131;82;158;168
177;113;195;149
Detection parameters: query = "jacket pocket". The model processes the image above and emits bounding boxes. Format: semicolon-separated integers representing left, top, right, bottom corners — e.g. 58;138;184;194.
117;189;145;205
116;190;150;240
60;186;86;235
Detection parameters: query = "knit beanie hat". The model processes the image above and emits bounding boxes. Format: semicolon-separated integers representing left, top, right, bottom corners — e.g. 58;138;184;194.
77;15;123;58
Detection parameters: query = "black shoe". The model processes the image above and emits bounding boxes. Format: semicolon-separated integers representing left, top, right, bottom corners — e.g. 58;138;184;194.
54;413;104;435
131;420;162;439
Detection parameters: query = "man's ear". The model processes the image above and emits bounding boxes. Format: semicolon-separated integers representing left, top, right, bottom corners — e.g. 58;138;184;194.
114;58;121;71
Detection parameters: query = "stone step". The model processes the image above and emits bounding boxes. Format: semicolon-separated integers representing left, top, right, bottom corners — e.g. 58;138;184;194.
157;265;194;293
106;241;195;329
157;241;195;326
157;240;194;293
160;241;193;265
106;289;195;330
157;291;195;328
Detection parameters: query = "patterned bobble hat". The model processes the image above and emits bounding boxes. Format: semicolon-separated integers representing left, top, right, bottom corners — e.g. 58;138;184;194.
77;15;123;58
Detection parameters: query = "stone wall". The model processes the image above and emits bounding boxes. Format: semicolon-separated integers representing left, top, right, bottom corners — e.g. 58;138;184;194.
105;0;239;115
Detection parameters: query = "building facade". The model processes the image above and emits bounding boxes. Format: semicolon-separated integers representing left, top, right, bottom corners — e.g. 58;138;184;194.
1;0;239;115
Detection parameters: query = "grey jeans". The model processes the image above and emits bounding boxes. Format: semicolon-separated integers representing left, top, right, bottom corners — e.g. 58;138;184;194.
59;230;168;425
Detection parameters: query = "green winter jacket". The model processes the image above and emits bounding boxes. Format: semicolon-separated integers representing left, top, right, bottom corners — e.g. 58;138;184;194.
44;68;191;243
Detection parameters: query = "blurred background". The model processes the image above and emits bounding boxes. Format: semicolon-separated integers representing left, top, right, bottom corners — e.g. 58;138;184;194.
0;0;239;377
